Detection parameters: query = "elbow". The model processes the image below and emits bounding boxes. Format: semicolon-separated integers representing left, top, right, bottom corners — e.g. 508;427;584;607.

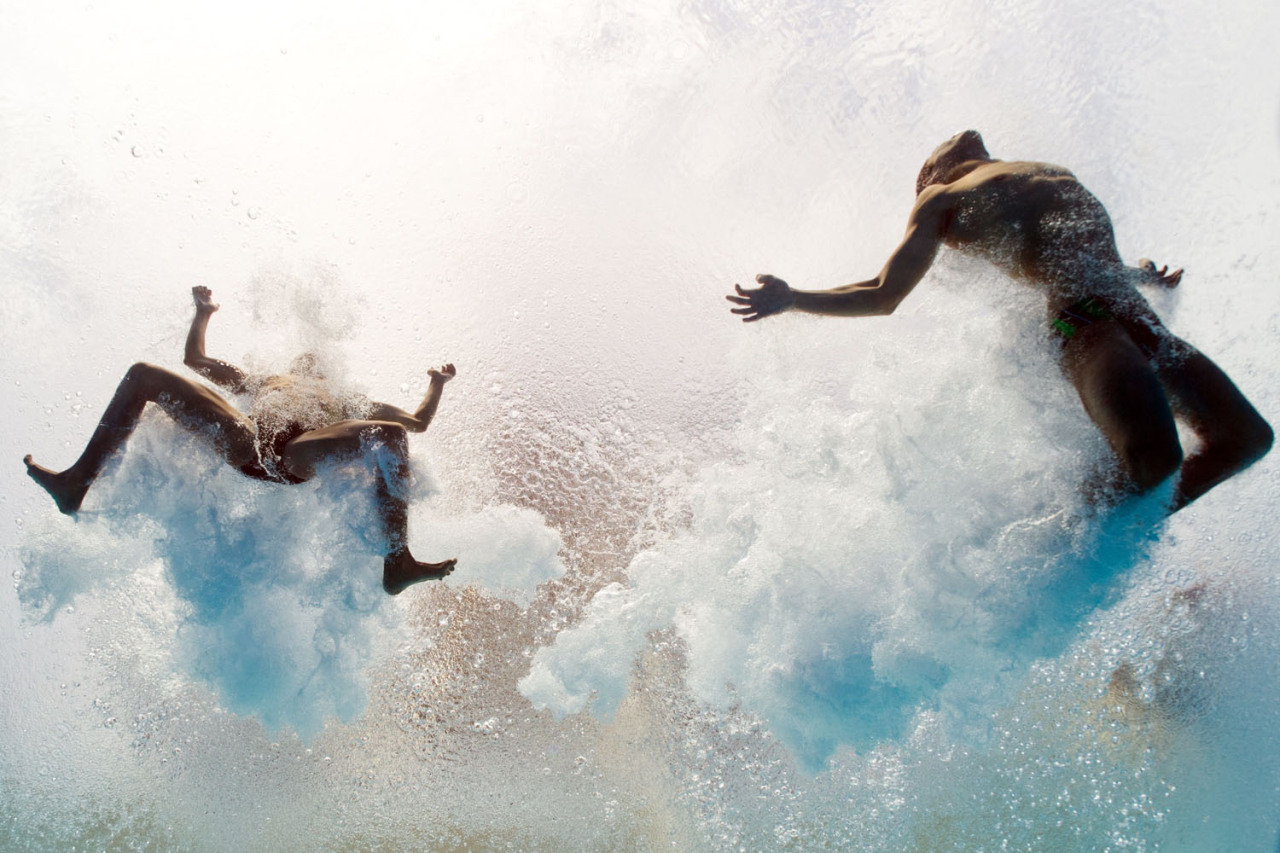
870;291;904;316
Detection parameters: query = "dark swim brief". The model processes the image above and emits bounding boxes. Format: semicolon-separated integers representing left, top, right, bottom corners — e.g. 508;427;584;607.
237;423;307;485
1051;296;1162;360
1051;296;1111;339
238;458;306;485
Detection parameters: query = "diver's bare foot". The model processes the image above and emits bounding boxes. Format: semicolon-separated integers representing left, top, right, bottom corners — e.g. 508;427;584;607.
23;455;89;515
382;551;456;595
192;285;219;314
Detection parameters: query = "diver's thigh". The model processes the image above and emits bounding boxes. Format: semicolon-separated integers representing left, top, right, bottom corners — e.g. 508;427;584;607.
279;421;368;478
137;365;238;415
280;420;409;480
138;365;257;461
1064;323;1178;451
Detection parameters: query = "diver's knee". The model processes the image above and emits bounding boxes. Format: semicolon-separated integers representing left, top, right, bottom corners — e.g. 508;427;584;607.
124;361;164;385
1220;413;1274;471
1245;415;1274;464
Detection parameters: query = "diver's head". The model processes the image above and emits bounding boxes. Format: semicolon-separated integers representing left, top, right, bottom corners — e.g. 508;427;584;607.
915;129;992;195
289;351;324;379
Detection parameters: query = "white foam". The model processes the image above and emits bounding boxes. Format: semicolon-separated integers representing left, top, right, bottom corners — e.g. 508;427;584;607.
519;287;1175;767
18;412;564;736
4;0;1280;846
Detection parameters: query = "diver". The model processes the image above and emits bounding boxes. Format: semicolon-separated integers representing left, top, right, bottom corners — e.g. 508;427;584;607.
727;130;1272;511
24;286;458;594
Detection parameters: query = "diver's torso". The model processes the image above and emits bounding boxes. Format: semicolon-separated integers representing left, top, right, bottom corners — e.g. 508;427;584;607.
249;375;347;436
232;374;368;482
939;160;1132;309
245;375;367;464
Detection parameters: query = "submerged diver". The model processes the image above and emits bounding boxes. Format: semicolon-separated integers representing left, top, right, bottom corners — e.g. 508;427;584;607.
25;286;457;594
727;130;1272;511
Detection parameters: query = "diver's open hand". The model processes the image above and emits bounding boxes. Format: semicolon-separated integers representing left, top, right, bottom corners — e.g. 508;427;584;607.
428;363;456;383
192;286;220;314
1137;259;1182;289
727;274;796;322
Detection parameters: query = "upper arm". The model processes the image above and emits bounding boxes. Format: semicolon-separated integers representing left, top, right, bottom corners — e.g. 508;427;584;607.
873;189;952;312
185;357;250;394
365;401;424;432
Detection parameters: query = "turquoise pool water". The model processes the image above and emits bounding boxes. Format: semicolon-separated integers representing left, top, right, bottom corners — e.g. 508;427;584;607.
3;0;1278;848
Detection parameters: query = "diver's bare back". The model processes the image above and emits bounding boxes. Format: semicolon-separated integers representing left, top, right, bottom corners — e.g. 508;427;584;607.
923;159;1130;304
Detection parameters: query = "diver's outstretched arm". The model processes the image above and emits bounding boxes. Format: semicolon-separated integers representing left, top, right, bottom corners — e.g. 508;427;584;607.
184;287;249;393
727;189;950;321
365;364;455;433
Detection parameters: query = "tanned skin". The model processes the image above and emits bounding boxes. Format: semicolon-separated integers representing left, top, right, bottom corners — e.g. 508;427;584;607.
727;130;1272;511
25;286;457;595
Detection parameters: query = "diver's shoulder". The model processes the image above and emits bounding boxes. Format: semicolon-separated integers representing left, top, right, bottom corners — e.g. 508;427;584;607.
973;160;1078;182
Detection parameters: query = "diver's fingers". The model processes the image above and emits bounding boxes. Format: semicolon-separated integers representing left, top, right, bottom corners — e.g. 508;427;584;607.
726;294;751;305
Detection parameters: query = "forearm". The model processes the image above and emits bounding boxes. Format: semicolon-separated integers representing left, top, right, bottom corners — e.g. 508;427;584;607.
791;210;942;318
790;278;898;317
184;310;215;364
367;376;449;433
182;308;247;391
411;376;449;430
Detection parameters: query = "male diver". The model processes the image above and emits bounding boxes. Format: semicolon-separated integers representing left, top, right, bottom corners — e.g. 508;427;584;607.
727;130;1271;511
25;286;458;594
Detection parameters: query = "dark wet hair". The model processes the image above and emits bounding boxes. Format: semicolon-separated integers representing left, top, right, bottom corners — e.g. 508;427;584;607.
916;130;990;195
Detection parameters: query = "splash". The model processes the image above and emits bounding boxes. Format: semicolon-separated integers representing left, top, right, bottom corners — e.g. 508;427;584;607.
18;411;564;736
520;287;1174;768
4;0;1280;848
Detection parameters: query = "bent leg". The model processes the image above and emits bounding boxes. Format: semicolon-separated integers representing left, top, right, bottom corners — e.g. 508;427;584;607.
25;362;257;514
1155;338;1273;509
1060;322;1184;503
280;420;456;594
